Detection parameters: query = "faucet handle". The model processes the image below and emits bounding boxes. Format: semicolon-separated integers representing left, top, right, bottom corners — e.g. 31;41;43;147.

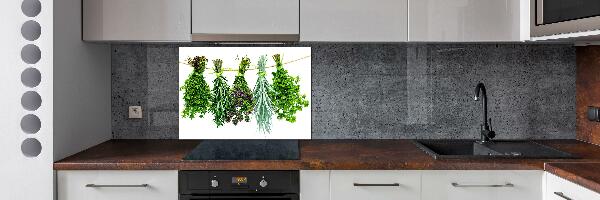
488;118;496;139
488;130;496;139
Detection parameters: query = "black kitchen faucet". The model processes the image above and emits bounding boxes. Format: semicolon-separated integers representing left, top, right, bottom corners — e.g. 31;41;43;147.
474;82;495;143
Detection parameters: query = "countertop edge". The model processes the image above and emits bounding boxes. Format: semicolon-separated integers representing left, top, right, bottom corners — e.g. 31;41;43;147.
545;162;600;194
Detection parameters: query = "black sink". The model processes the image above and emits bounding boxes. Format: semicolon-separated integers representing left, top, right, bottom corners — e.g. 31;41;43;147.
413;140;576;160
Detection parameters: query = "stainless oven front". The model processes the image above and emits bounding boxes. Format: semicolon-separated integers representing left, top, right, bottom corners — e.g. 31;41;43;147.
532;0;600;37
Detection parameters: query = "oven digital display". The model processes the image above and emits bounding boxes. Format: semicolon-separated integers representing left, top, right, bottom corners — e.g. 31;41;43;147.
232;176;248;185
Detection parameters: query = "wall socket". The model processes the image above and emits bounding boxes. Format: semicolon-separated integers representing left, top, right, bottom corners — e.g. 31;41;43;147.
588;106;600;122
128;106;143;119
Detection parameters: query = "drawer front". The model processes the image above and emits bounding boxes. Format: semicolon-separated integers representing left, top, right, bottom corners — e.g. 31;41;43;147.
57;170;178;200
422;170;543;200
300;170;330;200
330;170;420;200
546;172;600;200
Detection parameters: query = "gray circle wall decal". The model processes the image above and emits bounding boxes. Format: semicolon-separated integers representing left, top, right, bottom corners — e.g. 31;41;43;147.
21;114;41;134
21;44;41;64
21;68;41;88
21;91;42;111
21;138;42;157
21;0;41;17
21;20;41;41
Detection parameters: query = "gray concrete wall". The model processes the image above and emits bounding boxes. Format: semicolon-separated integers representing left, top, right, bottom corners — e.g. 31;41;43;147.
111;43;576;139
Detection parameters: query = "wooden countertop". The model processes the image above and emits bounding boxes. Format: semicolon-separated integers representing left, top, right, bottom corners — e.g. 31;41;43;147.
54;139;600;194
545;162;600;194
54;139;600;170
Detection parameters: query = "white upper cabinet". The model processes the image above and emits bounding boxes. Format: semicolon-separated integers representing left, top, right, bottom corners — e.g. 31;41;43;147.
191;0;300;41
80;0;532;42
300;0;408;42
409;0;530;42
82;0;191;42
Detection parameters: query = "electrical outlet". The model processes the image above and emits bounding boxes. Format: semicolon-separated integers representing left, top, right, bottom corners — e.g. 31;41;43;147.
129;106;143;119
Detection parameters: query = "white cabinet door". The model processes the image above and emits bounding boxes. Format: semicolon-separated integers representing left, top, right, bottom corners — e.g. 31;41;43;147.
82;0;191;41
57;170;178;200
330;170;420;200
409;0;529;42
300;170;330;200
191;0;299;40
300;0;408;42
422;170;543;200
545;172;600;200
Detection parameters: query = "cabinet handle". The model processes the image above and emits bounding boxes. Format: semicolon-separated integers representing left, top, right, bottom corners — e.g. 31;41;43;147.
553;192;573;200
85;184;149;188
451;182;514;188
353;183;400;187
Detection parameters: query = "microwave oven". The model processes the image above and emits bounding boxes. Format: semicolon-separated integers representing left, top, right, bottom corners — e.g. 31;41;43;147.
532;0;600;37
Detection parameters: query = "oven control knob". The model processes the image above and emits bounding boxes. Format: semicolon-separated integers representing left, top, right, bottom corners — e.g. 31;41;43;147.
259;179;268;188
210;179;219;188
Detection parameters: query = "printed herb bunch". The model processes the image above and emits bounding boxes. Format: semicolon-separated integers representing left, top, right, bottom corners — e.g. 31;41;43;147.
270;54;309;123
253;55;274;134
181;56;212;119
226;56;254;125
210;59;233;127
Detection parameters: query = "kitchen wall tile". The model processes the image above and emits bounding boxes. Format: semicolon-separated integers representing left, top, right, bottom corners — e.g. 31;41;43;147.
112;43;576;139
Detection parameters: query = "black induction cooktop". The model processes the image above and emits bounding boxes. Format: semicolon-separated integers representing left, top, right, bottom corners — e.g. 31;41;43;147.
183;140;300;160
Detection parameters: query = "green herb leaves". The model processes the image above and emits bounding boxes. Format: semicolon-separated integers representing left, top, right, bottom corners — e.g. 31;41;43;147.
181;56;212;119
253;55;274;134
226;57;254;125
210;59;233;127
270;54;309;122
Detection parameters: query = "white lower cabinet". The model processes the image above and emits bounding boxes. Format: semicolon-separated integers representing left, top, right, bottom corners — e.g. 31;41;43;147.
300;170;331;200
422;170;543;200
57;170;600;200
545;172;600;200
57;170;178;200
330;170;421;200
300;170;548;200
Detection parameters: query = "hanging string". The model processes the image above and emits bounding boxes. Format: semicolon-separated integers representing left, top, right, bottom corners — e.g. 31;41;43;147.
180;55;311;74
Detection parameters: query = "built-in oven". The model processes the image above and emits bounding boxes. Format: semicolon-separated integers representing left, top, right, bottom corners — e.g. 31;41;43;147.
179;171;299;200
532;0;600;37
